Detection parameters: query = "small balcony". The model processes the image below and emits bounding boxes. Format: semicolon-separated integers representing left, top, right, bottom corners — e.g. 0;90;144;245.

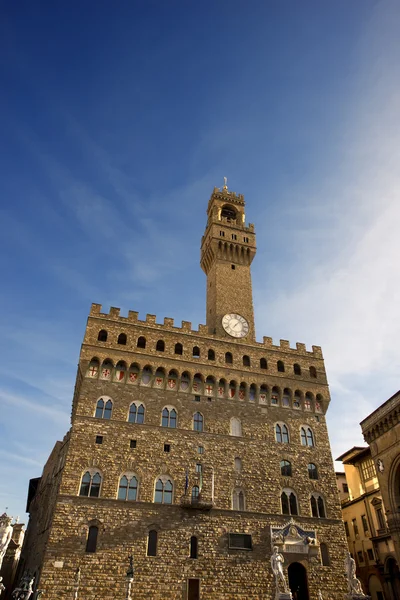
180;495;214;511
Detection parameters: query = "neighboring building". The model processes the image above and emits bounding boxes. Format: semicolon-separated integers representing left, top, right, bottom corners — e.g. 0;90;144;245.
361;390;400;599
0;521;25;600
19;184;348;600
336;446;397;600
336;471;349;503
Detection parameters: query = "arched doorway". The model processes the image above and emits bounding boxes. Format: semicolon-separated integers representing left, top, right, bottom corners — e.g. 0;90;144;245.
368;574;385;600
386;557;400;600
288;562;309;600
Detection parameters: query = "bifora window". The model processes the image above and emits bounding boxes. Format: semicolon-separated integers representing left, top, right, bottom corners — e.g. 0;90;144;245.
300;426;314;447
275;423;289;443
228;533;252;550
118;475;138;501
79;472;101;497
193;412;203;432
281;489;298;515
162;407;177;428
154;478;173;504
128;403;145;424
95;398;112;419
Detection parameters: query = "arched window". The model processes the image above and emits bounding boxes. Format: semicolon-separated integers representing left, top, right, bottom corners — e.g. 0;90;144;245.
87;358;100;378
232;489;245;511
147;530;158;556
308;463;318;480
154;367;165;388
230;417;242;437
260;358;267;370
86;525;98;553
243;355;250;367
193;346;200;358
225;352;233;364
275;423;289;443
137;336;146;349
305;392;313;411
249;384;256;402
95;398;112;419
190;536;198;559
229;380;237;399
271;387;280;405
320;543;330;566
293;391;301;409
239;382;246;400
221;204;237;220
117;333;127;345
218;379;226;397
174;342;183;355
192;486;200;500
315;394;323;413
282;389;290;407
118;475;138;501
280;460;292;477
311;494;326;518
309;366;317;378
301;426;315;447
205;376;215;397
79;471;101;497
97;330;107;342
100;359;113;380
208;349;215;360
162;407;177;428
114;360;127;382
259;384;268;403
234;457;242;472
293;363;301;375
156;339;165;352
281;489;298;515
277;360;285;372
193;412;203;432
128;402;145;424
154;478;173;504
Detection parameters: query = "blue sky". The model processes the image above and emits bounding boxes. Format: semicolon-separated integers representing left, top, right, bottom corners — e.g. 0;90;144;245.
1;0;400;520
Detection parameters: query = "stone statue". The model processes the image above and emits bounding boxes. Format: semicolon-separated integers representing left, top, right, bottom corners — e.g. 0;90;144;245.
271;546;289;594
0;513;13;570
11;572;34;600
0;576;5;596
345;552;364;596
318;591;323;600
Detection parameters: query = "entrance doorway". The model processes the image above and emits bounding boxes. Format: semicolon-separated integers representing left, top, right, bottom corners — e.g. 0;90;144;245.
288;562;309;600
188;578;200;600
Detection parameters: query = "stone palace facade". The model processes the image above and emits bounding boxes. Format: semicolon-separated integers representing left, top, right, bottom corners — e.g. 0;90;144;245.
19;184;348;600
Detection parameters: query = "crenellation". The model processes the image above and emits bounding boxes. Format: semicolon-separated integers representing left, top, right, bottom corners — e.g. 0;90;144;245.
280;339;290;350
90;302;102;315
163;317;174;327
263;336;273;346
109;307;120;318
296;343;306;353
312;345;323;358
128;310;138;322
181;320;192;331
145;314;156;324
198;324;208;334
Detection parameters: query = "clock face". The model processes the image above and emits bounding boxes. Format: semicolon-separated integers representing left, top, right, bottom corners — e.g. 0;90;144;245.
222;314;249;338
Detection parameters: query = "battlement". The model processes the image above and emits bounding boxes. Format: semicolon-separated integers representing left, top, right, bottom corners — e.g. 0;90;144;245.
89;303;323;357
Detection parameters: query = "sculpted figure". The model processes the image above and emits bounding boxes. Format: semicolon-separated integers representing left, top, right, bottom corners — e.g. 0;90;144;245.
271;546;289;593
0;576;5;595
345;552;364;595
11;573;34;600
0;514;13;570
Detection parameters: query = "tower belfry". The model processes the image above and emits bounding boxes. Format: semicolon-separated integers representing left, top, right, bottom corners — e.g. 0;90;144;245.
200;183;256;340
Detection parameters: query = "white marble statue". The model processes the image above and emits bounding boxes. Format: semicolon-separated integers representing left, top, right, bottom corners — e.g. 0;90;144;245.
345;552;364;596
271;546;289;594
0;514;13;570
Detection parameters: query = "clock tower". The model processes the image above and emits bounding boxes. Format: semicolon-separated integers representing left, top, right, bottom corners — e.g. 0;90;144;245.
200;182;257;340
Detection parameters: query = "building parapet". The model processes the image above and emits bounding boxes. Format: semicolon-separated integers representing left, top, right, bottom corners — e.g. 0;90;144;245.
89;304;323;357
360;391;400;436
